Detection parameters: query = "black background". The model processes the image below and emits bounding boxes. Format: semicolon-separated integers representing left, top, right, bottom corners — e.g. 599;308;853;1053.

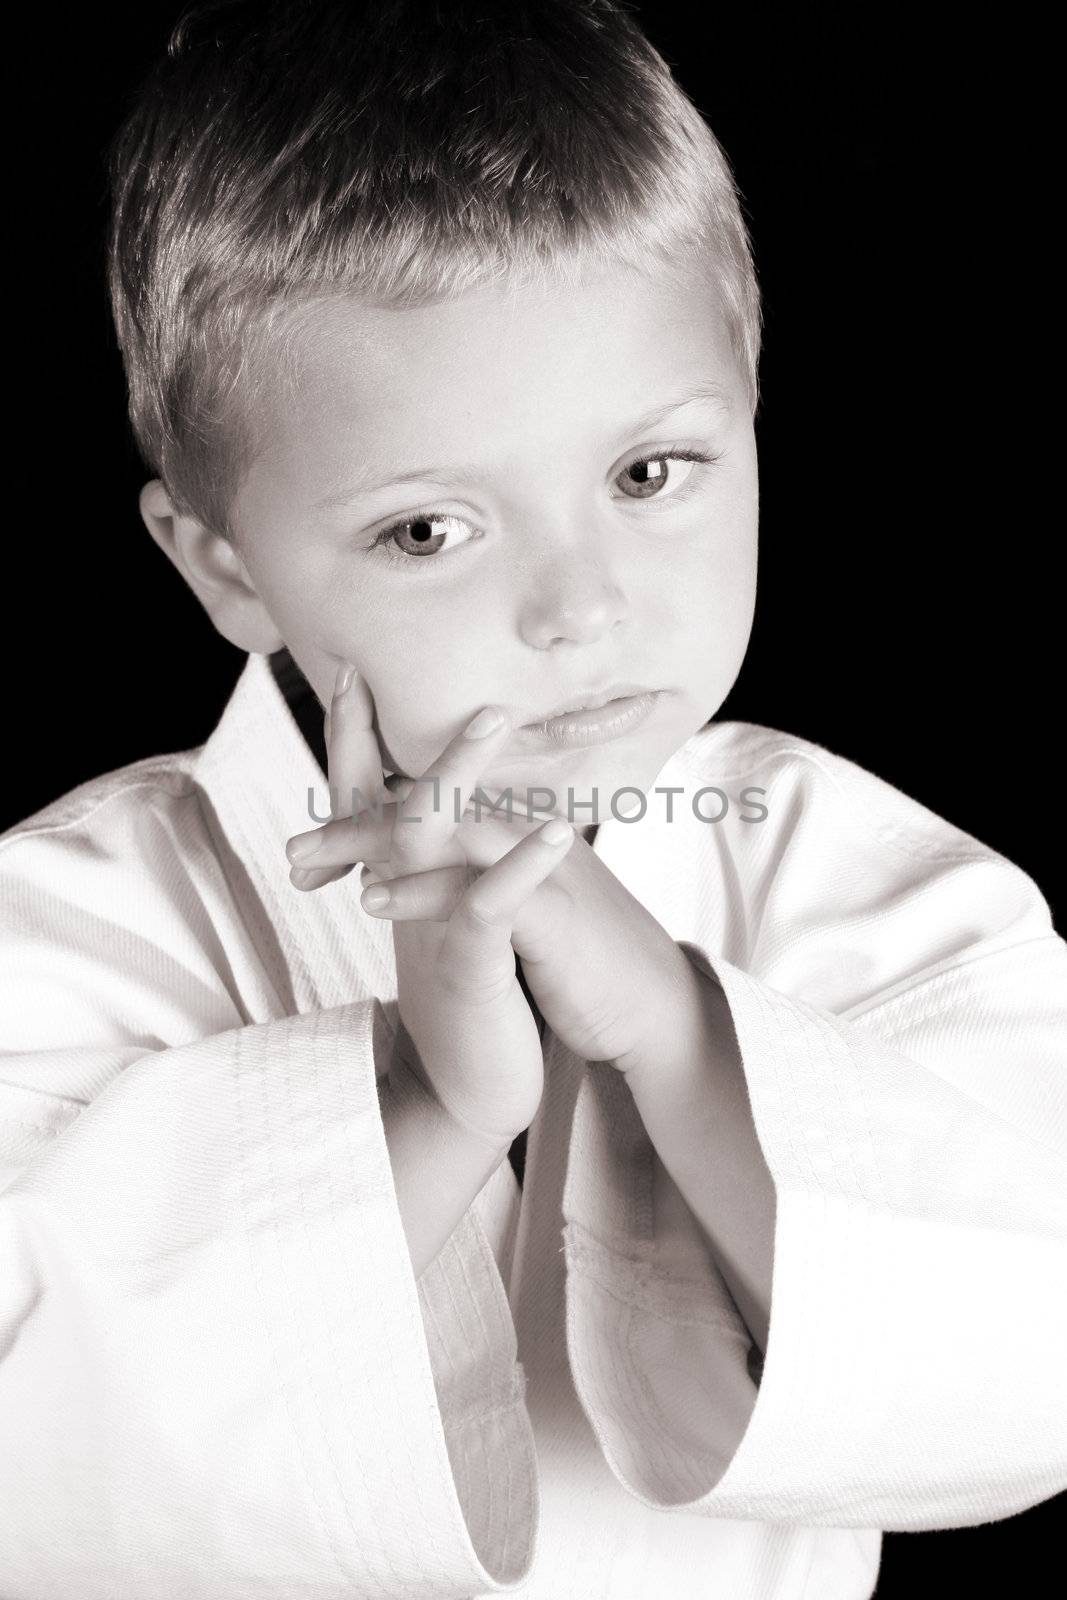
6;2;1062;1590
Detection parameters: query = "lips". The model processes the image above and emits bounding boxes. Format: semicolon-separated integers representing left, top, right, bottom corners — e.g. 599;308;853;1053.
522;683;654;725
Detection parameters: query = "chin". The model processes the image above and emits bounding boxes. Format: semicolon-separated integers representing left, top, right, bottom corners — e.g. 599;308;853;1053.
489;737;674;825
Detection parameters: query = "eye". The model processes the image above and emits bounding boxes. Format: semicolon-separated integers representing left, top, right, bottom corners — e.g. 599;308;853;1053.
612;448;714;501
366;444;719;567
370;512;479;564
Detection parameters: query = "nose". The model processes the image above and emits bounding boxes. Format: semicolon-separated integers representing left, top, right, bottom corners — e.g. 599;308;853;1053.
518;551;629;650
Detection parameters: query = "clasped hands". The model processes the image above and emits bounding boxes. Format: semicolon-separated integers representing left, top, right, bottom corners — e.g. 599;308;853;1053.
285;663;697;1078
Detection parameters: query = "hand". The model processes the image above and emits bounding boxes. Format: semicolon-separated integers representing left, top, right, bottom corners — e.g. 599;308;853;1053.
363;827;693;1071
285;666;575;1145
290;712;691;1069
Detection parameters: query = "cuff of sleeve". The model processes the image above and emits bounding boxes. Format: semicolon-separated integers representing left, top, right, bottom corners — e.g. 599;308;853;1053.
235;995;538;1589
561;949;1067;1529
417;1213;539;1584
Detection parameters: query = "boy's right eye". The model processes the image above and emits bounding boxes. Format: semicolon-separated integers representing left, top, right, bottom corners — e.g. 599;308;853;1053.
370;512;480;564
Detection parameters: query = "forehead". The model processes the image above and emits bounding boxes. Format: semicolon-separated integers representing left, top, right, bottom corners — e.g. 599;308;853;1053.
246;255;740;502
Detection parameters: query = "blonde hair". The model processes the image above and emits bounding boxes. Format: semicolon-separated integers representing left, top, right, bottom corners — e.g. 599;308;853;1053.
107;0;762;538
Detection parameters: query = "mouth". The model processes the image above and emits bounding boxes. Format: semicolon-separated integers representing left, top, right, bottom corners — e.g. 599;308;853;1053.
518;684;662;748
523;682;655;724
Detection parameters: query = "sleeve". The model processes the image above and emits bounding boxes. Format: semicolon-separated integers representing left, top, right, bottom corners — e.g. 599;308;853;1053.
0;826;537;1599
560;829;1067;1533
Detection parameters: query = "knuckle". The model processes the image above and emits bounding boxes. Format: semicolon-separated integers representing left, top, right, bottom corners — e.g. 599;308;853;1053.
458;892;506;933
436;952;511;1006
387;827;423;871
323;813;362;844
388;847;423;883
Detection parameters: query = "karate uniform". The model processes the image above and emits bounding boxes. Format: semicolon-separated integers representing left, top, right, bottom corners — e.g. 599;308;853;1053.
1;648;1064;1600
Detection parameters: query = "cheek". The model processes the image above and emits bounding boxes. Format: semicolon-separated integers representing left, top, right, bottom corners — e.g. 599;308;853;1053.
659;512;757;618
367;634;489;777
662;507;758;675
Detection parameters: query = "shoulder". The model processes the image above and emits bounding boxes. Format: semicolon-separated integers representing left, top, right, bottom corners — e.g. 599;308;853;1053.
0;748;206;864
0;750;213;937
676;718;1036;868
671;719;1056;963
0;744;268;1071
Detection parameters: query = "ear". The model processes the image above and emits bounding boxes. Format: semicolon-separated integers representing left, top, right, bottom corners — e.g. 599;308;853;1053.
139;480;285;656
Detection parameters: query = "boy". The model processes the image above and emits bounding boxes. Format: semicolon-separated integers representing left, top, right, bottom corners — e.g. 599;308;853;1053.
1;2;1065;1597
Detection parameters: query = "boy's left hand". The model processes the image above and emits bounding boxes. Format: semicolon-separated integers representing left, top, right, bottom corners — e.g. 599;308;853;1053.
304;795;693;1070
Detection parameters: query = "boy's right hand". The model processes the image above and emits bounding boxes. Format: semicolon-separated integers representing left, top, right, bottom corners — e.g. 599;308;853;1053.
287;664;573;1148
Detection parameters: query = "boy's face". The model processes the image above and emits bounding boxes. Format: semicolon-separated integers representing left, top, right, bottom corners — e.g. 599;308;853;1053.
231;254;758;822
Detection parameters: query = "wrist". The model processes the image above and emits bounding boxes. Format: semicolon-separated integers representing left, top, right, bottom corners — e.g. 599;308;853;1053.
615;940;715;1084
377;1041;513;1282
383;1050;515;1162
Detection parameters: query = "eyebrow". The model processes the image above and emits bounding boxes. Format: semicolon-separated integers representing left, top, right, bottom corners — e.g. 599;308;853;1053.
312;379;732;512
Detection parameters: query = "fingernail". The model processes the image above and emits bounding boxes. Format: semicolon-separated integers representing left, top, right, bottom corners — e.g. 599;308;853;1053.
540;818;572;846
287;832;321;864
464;707;507;739
334;663;356;699
290;866;319;890
362;885;391;910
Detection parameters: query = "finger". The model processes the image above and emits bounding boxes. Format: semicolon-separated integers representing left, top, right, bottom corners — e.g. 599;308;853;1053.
387;773;557;833
284;790;550;878
358;862;473;921
327;662;386;821
285;805;396;869
389;773;558;853
392;706;513;874
436;817;573;995
290;861;356;892
288;663;385;894
285;780;553;891
356;806;571;913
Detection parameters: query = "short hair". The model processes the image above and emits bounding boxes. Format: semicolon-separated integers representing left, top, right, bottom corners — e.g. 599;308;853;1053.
107;0;762;540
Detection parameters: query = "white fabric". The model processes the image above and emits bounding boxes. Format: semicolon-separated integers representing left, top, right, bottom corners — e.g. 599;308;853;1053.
1;650;1064;1600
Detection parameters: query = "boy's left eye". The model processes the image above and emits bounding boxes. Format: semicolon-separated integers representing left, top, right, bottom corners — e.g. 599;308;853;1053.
612;449;714;501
